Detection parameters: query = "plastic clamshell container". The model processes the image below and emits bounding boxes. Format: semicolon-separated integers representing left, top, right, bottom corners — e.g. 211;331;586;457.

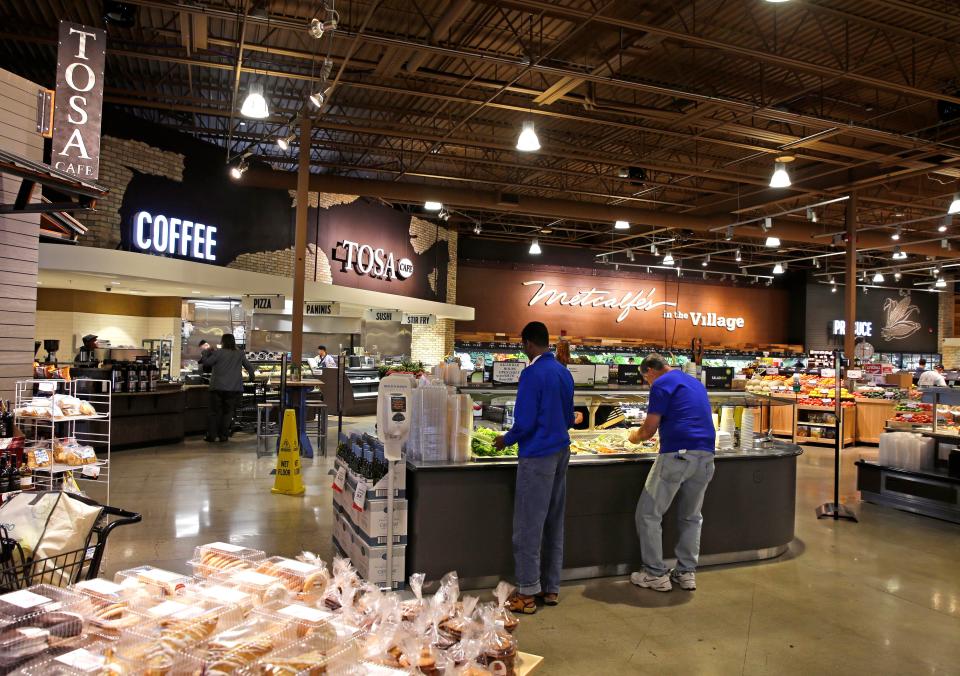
213;568;291;604
253;631;362;674
19;645;112;675
189;581;258;615
189;541;266;578
0;585;83;622
0;626;57;670
250;556;329;595
252;600;340;641
113;565;192;596
96;629;207;674
192;615;301;672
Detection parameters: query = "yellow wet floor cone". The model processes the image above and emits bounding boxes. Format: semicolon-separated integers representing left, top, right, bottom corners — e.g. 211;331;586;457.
272;409;305;496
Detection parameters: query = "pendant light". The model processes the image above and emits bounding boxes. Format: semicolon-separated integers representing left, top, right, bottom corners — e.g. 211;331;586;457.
734;248;742;262
765;236;781;248
702;255;710;268
614;220;630;230
872;271;885;283
424;201;443;211
529;239;542;255
939;222;948;233
949;194;960;214
769;157;793;188
516;121;541;152
936;277;947;288
772;262;784;274
240;82;270;119
891;226;901;240
662;251;675;266
892;246;906;260
894;270;902;281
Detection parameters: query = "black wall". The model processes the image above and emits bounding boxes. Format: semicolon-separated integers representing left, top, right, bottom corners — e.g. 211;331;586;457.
805;281;939;353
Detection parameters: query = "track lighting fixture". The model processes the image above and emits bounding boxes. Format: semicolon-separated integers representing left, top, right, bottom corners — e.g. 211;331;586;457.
651;244;658;256
762;217;773;231
276;133;296;151
229;158;248;180
806;208;817;223
813;258;821;268
309;86;333;108
438;209;450;221
516;121;541;152
949;193;960;215
831;285;837;293
939;222;948;233
473;223;482;235
308;10;339;38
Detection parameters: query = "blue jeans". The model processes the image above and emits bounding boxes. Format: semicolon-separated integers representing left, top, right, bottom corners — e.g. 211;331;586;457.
513;448;570;596
636;451;716;577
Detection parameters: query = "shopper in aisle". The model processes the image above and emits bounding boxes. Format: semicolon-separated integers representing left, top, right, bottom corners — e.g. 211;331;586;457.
913;358;927;383
199;334;255;443
918;364;947;388
494;321;575;614
628;354;715;592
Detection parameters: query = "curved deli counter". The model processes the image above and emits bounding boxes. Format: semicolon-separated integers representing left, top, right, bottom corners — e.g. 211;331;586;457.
405;389;801;585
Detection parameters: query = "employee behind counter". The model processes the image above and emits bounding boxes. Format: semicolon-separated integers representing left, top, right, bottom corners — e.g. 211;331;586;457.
74;334;99;365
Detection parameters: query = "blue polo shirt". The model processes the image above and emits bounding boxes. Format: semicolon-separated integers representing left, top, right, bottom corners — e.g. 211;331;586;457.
648;369;715;453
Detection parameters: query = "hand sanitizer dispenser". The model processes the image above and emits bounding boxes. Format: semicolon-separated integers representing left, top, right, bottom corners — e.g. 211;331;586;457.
377;374;416;460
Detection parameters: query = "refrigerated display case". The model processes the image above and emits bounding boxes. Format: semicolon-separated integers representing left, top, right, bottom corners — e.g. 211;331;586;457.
405;388;800;584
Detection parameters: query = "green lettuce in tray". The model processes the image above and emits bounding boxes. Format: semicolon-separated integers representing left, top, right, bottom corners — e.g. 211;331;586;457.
471;426;518;457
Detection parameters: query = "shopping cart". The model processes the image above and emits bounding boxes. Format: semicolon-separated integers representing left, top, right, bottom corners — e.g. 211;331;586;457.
0;494;141;591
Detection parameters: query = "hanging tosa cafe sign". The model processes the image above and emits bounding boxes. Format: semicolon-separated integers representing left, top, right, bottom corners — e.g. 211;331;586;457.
333;240;413;282
52;21;106;179
523;280;747;332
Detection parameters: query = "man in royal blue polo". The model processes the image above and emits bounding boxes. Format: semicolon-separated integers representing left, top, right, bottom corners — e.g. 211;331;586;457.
628;354;716;592
494;321;575;614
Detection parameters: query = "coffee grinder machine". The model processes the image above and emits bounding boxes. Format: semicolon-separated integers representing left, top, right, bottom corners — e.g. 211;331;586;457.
42;339;60;364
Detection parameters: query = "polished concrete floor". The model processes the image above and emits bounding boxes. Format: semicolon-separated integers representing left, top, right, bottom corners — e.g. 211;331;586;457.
96;429;960;675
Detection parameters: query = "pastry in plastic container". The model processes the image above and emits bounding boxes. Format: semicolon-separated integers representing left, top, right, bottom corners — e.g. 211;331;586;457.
188;542;266;578
189;581;259;616
17;644;113;675
113;565;191;597
213;568;291;605
255;556;330;596
195;615;299;674
253;628;361;675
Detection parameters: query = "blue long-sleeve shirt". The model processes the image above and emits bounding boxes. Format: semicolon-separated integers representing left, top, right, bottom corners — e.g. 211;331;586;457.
503;351;575;458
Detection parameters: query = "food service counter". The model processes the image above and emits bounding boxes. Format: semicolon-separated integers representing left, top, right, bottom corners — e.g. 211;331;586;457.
405;441;801;585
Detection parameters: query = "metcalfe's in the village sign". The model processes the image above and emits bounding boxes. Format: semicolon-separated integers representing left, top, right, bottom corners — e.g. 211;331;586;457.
457;266;791;345
52;21;106;179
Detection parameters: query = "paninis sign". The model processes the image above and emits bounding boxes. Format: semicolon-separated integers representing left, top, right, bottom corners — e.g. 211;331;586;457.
52;21;105;179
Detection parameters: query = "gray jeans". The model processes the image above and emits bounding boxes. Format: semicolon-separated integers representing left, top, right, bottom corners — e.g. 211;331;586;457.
513;448;570;596
636;451;716;577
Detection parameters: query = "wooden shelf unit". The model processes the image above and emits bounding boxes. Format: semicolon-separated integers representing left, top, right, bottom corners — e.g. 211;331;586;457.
794;404;856;447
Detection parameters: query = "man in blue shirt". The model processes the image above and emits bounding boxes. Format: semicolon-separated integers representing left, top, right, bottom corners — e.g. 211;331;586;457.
628;354;716;592
494;322;575;614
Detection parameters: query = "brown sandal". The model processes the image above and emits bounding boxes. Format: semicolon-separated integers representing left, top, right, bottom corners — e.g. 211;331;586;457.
537;592;559;606
506;593;537;615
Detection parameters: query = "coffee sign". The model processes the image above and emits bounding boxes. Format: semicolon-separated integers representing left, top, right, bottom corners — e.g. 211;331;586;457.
52;21;105;179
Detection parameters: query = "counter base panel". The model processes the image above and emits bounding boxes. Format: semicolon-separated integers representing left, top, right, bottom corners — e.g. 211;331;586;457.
406;453;798;582
857;460;960;524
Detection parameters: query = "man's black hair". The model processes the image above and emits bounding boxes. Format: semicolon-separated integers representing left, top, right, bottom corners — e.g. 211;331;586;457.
318;345;327;352
520;322;549;348
198;340;209;347
640;353;669;373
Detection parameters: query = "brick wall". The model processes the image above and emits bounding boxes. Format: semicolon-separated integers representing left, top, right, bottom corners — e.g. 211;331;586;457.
410;319;455;366
76;136;184;249
939;290;955;356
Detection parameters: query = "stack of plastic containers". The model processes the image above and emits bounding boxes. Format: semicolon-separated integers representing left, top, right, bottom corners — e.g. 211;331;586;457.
739;408;755;452
447;393;474;463
878;432;935;471
409;382;450;463
717;407;735;450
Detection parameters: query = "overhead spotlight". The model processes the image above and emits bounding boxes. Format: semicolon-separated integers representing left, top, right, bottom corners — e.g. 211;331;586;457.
939;222;948;233
438;209;450;221
240;82;269;119
735;248;742;262
473;223;482;235
762;217;773;231
772;262;784;274
725;226;733;241
806;208;817;223
662;251;675;266
651;244;658;256
702;271;708;279
831;285;837;293
626;249;635;262
516;121;541;152
813;258;821;268
765;236;781;248
873;271;885;283
769;158;793;188
615;264;620;271
309;86;333;108
949;193;960;214
892;246;907;260
894;271;902;281
276;133;296;151
891;226;901;241
863;286;869;294
529;239;542;255
702;256;709;268
933;266;941;276
229;159;248;180
614;220;630;230
944;238;951;249
424;201;443;211
308;11;339;38
829;276;835;284
646;266;651;273
936;277;948;288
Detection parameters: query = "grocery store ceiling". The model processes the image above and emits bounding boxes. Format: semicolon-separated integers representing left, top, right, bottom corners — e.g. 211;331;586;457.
3;0;960;284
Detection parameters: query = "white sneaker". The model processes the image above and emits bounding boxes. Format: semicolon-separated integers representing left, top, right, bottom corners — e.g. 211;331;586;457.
630;571;672;592
671;570;696;591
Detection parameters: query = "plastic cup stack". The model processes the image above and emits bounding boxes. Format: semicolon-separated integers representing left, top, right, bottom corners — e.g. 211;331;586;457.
739;408;755;452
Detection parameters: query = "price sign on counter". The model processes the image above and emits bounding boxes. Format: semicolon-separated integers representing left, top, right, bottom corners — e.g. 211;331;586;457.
332;465;346;493
492;361;525;384
765;368;779;375
847;369;863;380
352;480;368;512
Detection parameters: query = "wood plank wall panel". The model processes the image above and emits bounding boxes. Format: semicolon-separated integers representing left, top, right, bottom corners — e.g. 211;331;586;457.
0;69;41;401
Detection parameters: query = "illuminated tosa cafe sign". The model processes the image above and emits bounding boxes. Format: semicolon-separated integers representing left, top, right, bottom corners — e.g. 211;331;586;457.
333;240;413;281
133;211;217;261
523;280;747;331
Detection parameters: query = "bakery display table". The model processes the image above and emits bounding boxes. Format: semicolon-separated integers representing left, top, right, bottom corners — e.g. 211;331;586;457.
406;442;801;586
